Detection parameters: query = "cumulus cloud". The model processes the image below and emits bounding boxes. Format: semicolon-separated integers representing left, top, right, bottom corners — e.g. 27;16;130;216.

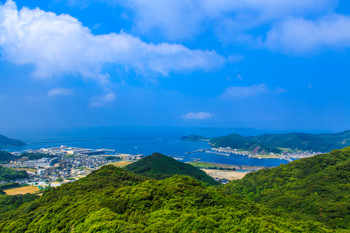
0;0;225;82
220;84;286;99
182;112;215;120
265;14;350;53
48;88;73;97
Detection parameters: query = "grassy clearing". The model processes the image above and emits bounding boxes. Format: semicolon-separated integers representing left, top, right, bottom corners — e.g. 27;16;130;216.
110;161;133;167
187;161;218;168
12;168;37;172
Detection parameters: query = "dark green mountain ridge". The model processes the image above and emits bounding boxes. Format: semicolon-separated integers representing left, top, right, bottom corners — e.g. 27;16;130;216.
210;130;350;153
125;153;218;185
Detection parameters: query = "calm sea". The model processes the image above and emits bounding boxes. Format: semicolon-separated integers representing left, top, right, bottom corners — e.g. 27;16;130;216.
5;127;288;167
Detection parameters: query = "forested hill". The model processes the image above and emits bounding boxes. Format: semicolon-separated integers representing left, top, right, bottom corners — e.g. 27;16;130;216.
0;165;331;232
125;153;218;185
225;146;350;229
0;166;28;182
210;130;350;153
0;135;25;148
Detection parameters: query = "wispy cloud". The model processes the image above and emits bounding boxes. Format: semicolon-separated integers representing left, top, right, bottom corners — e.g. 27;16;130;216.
220;84;286;99
48;88;73;97
265;14;350;53
182;112;215;120
90;92;116;107
99;0;333;40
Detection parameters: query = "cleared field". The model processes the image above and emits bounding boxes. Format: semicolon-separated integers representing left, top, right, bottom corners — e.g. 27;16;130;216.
187;161;218;168
202;169;247;181
4;186;39;195
110;161;133;167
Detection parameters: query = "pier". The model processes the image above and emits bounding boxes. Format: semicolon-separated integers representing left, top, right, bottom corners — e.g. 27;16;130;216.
185;148;210;154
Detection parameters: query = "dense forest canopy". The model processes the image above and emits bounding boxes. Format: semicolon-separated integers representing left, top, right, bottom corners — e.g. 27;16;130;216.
0;166;28;182
226;146;350;229
0;165;331;232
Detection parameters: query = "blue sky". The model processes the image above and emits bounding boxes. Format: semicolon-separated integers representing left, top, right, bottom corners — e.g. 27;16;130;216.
0;0;350;132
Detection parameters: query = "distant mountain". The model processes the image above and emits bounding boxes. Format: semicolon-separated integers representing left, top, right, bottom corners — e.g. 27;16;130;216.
0;165;331;232
226;146;350;229
0;135;25;148
210;130;350;153
181;134;209;141
125;153;218;185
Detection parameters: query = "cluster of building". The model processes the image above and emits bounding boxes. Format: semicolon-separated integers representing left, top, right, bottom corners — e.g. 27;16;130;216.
210;147;323;160
23;145;115;157
5;146;144;184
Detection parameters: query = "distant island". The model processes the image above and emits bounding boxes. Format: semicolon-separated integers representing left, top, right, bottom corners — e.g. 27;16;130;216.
0;134;25;148
210;130;350;155
181;135;209;141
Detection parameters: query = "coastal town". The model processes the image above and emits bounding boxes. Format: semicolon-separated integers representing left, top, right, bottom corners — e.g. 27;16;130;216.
1;146;144;189
207;147;323;161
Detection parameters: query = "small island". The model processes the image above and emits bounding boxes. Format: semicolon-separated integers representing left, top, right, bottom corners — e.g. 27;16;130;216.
181;135;209;141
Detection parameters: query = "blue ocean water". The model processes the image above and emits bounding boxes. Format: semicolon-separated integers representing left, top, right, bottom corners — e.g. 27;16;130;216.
6;127;288;167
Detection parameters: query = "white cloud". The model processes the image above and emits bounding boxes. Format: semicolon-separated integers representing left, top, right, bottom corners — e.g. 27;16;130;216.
220;84;286;99
48;88;73;97
265;14;350;53
182;112;215;120
0;0;225;82
90;92;116;107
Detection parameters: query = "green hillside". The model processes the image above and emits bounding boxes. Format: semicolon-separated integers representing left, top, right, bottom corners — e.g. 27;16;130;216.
0;166;28;182
0;165;331;232
0;135;25;148
210;130;350;153
0;151;16;163
125;153;218;185
226;146;350;229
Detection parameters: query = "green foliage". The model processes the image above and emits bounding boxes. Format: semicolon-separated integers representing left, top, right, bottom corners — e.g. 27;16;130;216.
0;166;28;181
104;156;121;161
19;152;51;160
0;151;16;164
0;193;38;214
0;183;21;190
0;166;332;232
226;146;350;229
211;130;350;153
125;153;218;185
0;135;25;148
